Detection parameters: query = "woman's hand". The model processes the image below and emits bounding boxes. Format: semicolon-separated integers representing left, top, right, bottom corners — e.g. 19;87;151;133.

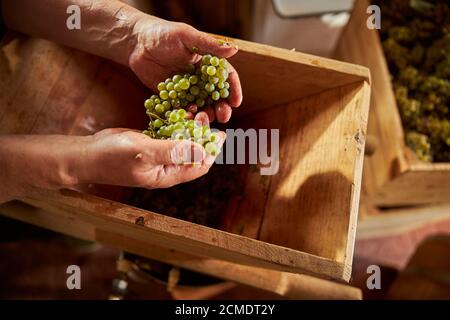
128;18;243;123
0;129;225;203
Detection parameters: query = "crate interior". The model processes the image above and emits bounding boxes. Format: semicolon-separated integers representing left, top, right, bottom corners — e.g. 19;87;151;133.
65;47;367;266
1;35;368;271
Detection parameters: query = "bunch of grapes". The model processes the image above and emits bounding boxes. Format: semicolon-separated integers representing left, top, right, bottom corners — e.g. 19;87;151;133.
143;54;231;156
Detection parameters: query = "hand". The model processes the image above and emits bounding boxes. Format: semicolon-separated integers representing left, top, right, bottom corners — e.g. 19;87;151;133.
128;17;243;123
0;129;225;203
75;128;225;189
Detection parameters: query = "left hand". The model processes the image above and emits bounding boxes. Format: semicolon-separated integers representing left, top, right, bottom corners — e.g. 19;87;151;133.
128;17;243;123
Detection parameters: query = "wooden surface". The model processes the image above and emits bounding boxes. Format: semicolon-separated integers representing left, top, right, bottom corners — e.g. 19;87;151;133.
334;0;450;206
0;201;361;300
1;32;370;282
387;235;450;299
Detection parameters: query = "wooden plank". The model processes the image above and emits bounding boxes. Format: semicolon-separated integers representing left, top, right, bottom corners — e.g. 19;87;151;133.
0;201;361;299
357;203;450;240
17;189;347;281
334;0;450;206
218;36;370;116
258;82;369;270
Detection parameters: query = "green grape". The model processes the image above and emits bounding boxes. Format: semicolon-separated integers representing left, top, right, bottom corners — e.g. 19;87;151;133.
201;74;208;81
190;86;200;96
183;73;190;79
154;98;161;104
186;93;195;102
189;75;198;84
224;82;230;89
199;90;208;99
205;83;215;93
196;98;205;108
155;104;165;113
169;112;180;123
169;90;177;99
174;83;182;92
211;91;220;101
219;58;227;68
177;109;187;119
207;66;217;76
144;99;154;109
205;142;219;156
179;78;190;90
186;64;196;74
178;91;186;99
193;128;203;139
172;74;182;83
220;89;229;99
162;100;171;111
209;132;219;143
208;76;219;84
164;78;171;84
174;122;185;131
157;82;166;91
210;56;219;66
171;99;181;108
153;119;163;128
166;82;175;91
160;90;169;100
174;133;185;140
217;82;225;89
201;65;208;75
202;54;212;65
186;120;195;130
150;94;158;100
202;127;211;138
165;110;171;118
217;67;228;80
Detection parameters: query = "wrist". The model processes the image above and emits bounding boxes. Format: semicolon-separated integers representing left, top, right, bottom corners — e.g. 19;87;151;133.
0;135;91;202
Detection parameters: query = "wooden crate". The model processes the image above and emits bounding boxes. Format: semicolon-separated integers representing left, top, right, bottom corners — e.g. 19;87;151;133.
0;32;370;284
334;0;450;207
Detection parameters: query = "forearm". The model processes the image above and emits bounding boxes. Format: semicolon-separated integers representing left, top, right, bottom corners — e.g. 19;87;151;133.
0;134;89;203
1;0;146;65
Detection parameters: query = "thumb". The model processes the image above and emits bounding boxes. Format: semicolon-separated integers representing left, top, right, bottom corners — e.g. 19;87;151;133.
149;139;206;165
182;28;238;58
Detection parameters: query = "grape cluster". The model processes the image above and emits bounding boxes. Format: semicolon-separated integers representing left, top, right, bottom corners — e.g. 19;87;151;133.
143;54;231;156
379;0;450;162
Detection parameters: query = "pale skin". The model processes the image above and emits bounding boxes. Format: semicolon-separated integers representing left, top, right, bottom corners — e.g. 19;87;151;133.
0;0;242;203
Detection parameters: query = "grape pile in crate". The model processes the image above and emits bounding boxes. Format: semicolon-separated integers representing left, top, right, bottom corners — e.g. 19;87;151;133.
143;54;231;156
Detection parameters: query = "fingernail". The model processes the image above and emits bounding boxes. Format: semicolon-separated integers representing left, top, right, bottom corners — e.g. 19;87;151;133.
171;141;205;164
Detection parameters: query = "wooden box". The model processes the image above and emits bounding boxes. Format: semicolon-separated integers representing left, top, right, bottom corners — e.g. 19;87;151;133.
0;32;370;285
334;0;450;207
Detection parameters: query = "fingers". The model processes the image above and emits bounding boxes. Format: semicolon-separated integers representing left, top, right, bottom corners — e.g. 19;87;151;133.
181;27;238;59
149;131;226;188
227;63;243;108
147;139;206;165
214;101;232;123
194;111;210;125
